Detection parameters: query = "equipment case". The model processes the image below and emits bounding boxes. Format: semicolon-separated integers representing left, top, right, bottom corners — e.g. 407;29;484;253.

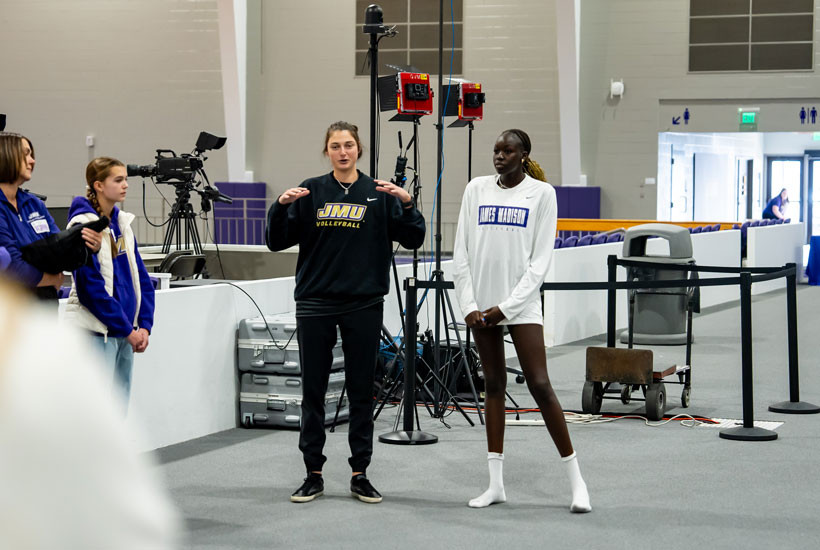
237;313;344;374
239;371;348;429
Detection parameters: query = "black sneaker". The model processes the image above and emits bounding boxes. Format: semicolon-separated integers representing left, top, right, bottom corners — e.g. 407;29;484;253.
350;474;382;503
290;473;324;503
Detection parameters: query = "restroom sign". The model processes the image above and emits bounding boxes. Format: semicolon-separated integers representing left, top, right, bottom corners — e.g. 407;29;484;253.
800;107;817;124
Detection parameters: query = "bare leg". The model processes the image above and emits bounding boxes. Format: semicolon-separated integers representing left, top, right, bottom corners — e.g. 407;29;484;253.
470;325;507;452
507;324;572;456
467;325;507;507
507;324;591;513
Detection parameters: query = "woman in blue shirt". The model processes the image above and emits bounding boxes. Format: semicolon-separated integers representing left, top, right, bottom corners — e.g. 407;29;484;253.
762;188;789;220
0;132;102;300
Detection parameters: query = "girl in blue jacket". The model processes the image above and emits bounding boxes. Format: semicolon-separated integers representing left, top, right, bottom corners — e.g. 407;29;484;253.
65;157;155;405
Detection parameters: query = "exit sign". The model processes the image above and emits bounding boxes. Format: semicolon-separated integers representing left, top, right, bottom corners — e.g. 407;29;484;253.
738;108;759;131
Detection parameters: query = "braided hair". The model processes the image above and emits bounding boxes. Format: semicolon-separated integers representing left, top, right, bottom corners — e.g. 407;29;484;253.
85;157;124;218
502;129;547;182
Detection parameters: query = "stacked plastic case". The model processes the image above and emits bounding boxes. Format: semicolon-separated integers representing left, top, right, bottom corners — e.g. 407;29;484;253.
237;313;348;428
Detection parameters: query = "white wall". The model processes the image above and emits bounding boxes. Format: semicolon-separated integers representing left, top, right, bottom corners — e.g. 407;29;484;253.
544;229;740;346
580;0;820;219
657;133;765;222
245;0;563;254
747;223;805;295
0;0;227;246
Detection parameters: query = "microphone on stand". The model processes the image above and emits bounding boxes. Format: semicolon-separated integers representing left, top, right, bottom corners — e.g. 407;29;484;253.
392;131;414;188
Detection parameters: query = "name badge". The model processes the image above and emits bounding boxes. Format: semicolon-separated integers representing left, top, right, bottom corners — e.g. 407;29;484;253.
31;218;50;234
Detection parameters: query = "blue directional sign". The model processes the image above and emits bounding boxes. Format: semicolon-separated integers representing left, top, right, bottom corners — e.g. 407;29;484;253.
672;116;680;125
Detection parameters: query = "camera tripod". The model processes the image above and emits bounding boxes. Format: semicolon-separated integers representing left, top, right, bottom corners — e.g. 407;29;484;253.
162;184;204;255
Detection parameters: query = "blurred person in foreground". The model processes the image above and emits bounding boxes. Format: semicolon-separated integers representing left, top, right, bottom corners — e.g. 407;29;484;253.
0;273;181;549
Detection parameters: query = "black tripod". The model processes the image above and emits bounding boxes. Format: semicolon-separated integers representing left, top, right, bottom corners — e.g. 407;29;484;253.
161;183;203;255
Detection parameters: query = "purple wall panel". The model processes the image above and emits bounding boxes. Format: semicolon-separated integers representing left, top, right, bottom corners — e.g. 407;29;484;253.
213;182;268;244
555;186;600;219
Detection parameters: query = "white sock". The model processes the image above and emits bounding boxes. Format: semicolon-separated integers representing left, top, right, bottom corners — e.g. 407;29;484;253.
562;452;591;513
469;452;506;508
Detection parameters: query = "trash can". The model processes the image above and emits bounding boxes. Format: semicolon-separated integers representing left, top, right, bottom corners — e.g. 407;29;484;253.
620;223;696;345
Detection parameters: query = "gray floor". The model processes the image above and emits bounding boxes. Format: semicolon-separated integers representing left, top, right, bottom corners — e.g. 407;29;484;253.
156;286;820;550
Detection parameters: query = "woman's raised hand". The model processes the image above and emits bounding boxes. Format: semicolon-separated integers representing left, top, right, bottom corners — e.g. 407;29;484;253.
278;187;310;205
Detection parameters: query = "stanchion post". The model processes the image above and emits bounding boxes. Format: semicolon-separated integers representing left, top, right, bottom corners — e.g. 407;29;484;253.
379;278;438;445
769;263;820;414
607;254;616;348
720;271;778;441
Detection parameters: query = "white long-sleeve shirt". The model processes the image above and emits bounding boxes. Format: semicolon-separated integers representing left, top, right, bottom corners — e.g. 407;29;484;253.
452;174;557;325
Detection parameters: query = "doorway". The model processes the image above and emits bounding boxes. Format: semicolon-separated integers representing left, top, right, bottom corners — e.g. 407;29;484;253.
766;156;803;222
809;155;820;237
670;145;692;220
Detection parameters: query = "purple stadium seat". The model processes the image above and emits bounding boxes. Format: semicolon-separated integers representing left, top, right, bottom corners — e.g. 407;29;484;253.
562;235;578;248
606;233;621;243
592;234;608;245
691;226;702;234
775;218;784;224
577;235;594;246
712;224;721;231
784;218;791;224
701;225;712;233
749;220;760;227
554;237;563;249
733;223;740;230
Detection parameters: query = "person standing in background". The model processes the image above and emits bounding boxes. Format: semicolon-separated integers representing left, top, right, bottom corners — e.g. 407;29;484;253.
64;157;155;408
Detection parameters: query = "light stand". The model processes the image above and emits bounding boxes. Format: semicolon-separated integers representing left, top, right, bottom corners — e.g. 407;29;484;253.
364;4;395;178
361;5;436;445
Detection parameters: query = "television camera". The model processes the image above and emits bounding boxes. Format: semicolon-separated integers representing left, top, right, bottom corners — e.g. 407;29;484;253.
129;131;231;254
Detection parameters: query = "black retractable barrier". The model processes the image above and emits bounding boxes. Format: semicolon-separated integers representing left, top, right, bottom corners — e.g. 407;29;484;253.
769;264;820;414
540;256;818;442
719;272;778;441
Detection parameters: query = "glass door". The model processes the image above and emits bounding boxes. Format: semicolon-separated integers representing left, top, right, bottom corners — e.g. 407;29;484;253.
766;157;803;221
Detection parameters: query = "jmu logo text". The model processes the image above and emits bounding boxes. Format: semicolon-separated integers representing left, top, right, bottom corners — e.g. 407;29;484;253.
477;205;529;228
316;202;367;228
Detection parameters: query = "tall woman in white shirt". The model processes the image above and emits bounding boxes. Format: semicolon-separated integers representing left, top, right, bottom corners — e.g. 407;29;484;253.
453;129;590;513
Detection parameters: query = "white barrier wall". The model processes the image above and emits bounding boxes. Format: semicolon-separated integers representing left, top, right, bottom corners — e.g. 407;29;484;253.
746;223;804;295
111;227;765;451
543;229;741;346
124;278;296;452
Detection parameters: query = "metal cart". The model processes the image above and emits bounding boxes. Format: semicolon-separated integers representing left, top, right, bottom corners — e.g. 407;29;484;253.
581;225;697;420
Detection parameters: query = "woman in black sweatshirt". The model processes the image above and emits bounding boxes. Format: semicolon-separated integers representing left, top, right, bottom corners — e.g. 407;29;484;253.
267;121;425;504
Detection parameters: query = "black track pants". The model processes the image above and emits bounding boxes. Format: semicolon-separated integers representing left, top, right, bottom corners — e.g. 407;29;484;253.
296;303;382;473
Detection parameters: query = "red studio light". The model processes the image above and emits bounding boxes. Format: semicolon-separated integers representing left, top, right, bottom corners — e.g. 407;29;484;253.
396;72;434;116
458;82;485;121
